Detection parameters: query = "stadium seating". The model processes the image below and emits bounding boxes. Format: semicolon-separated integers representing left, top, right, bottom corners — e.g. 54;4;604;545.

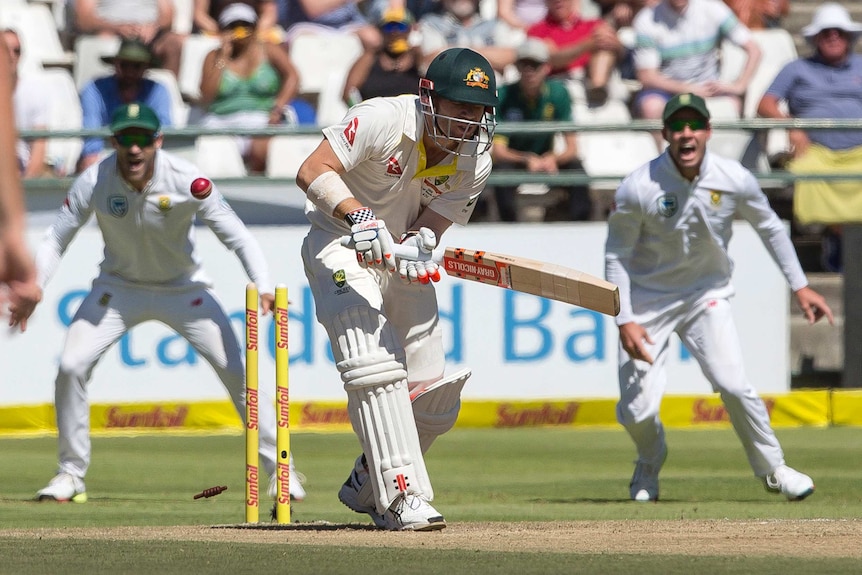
38;67;83;177
195;136;247;177
0;2;73;75
265;135;323;179
177;34;221;103
145;68;190;128
73;35;119;90
288;31;363;121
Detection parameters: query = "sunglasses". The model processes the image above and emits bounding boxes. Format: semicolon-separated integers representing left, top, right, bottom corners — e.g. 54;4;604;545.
115;134;157;148
666;118;708;132
380;21;410;34
118;60;147;70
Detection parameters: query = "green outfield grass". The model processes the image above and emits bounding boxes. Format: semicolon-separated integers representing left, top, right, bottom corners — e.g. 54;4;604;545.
0;427;860;574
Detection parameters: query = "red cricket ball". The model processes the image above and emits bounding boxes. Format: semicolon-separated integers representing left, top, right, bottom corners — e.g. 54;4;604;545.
190;177;213;200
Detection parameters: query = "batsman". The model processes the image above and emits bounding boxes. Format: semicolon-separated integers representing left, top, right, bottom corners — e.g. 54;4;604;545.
295;47;498;530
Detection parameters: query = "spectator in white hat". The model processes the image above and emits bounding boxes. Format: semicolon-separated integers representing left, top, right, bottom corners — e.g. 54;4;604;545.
758;2;862;272
199;3;306;173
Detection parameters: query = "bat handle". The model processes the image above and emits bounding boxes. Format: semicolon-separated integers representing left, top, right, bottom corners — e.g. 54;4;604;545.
339;235;432;261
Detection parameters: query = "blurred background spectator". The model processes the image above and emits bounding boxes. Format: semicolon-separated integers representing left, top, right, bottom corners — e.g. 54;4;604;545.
342;7;422;105
3;29;54;179
277;0;383;53
417;0;518;74
724;0;788;30
71;0;186;77
497;0;548;32
528;0;624;107
757;3;862;273
199;3;307;173
78;38;173;172
194;0;280;40
365;0;444;23
631;0;761;149
490;39;591;222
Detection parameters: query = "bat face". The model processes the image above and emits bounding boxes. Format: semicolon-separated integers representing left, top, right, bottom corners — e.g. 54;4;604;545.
442;248;620;316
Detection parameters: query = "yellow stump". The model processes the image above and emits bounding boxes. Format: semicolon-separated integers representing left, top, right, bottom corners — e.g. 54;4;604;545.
244;283;260;523
274;284;291;524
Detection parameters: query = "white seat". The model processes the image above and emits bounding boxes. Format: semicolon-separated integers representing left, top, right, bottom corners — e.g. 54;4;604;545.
195;136;247;177
289;31;363;99
37;68;83;176
145;68;190;127
580;131;657;182
178;34;221;102
721;29;798;162
172;0;195;34
0;3;72;75
266;135;322;178
73;35;119;90
704;97;766;172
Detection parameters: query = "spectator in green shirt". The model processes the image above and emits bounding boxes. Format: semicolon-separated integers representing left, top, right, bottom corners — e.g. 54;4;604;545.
490;38;590;222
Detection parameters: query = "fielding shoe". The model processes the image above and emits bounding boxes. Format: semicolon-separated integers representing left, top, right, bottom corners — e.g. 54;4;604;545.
763;465;815;501
266;455;307;502
381;493;446;531
338;455;386;528
36;473;87;503
630;447;667;502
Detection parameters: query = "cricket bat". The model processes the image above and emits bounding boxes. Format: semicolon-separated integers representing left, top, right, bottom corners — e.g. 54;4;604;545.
393;244;620;316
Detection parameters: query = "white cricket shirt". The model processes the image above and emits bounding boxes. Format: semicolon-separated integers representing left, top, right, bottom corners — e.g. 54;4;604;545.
605;150;808;325
309;94;492;237
36;150;272;291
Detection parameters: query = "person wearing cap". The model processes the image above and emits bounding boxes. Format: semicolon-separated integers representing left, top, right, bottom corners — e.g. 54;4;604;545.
199;2;305;173
341;7;422;106
78;38;174;173
490;37;590;222
12;103;306;505
757;2;862;272
632;0;761;150
295;47;498;531
194;0;279;39
605;93;834;504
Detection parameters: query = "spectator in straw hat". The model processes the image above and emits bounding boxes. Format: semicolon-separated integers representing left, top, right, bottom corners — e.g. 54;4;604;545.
78;38;174;172
758;2;862;272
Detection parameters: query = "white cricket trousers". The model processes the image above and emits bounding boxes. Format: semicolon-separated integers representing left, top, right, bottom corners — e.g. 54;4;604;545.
53;278;277;478
616;297;785;477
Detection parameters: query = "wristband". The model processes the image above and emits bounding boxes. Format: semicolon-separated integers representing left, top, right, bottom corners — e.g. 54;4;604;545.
306;171;354;216
345;207;376;226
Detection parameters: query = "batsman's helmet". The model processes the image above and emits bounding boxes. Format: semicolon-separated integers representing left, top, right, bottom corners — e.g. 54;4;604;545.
419;47;498;157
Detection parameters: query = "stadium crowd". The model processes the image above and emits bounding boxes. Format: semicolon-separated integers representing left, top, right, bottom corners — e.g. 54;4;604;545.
3;0;858;267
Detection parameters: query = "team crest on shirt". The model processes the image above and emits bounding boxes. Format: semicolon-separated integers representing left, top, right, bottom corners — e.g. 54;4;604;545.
108;196;128;217
709;190;722;207
464;68;490;90
656;194;678;217
332;269;350;294
158;196;172;212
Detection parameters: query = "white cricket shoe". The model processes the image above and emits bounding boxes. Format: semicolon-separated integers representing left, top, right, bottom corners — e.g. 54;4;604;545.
763;464;815;501
381;493;446;532
630;447;667;502
36;473;87;503
266;456;307;502
338;455;386;528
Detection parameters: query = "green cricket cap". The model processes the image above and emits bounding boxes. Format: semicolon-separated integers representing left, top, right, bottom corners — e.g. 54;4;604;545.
424;47;498;107
110;103;161;134
662;93;711;122
101;38;154;65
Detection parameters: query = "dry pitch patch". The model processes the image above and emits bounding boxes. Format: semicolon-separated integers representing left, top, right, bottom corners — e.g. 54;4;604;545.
3;520;860;558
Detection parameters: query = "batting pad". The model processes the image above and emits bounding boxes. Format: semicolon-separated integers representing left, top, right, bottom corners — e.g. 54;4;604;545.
347;381;433;512
411;368;471;453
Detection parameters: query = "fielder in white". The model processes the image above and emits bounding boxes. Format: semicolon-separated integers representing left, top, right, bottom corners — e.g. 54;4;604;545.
605;93;834;502
295;47;497;530
10;103;305;503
